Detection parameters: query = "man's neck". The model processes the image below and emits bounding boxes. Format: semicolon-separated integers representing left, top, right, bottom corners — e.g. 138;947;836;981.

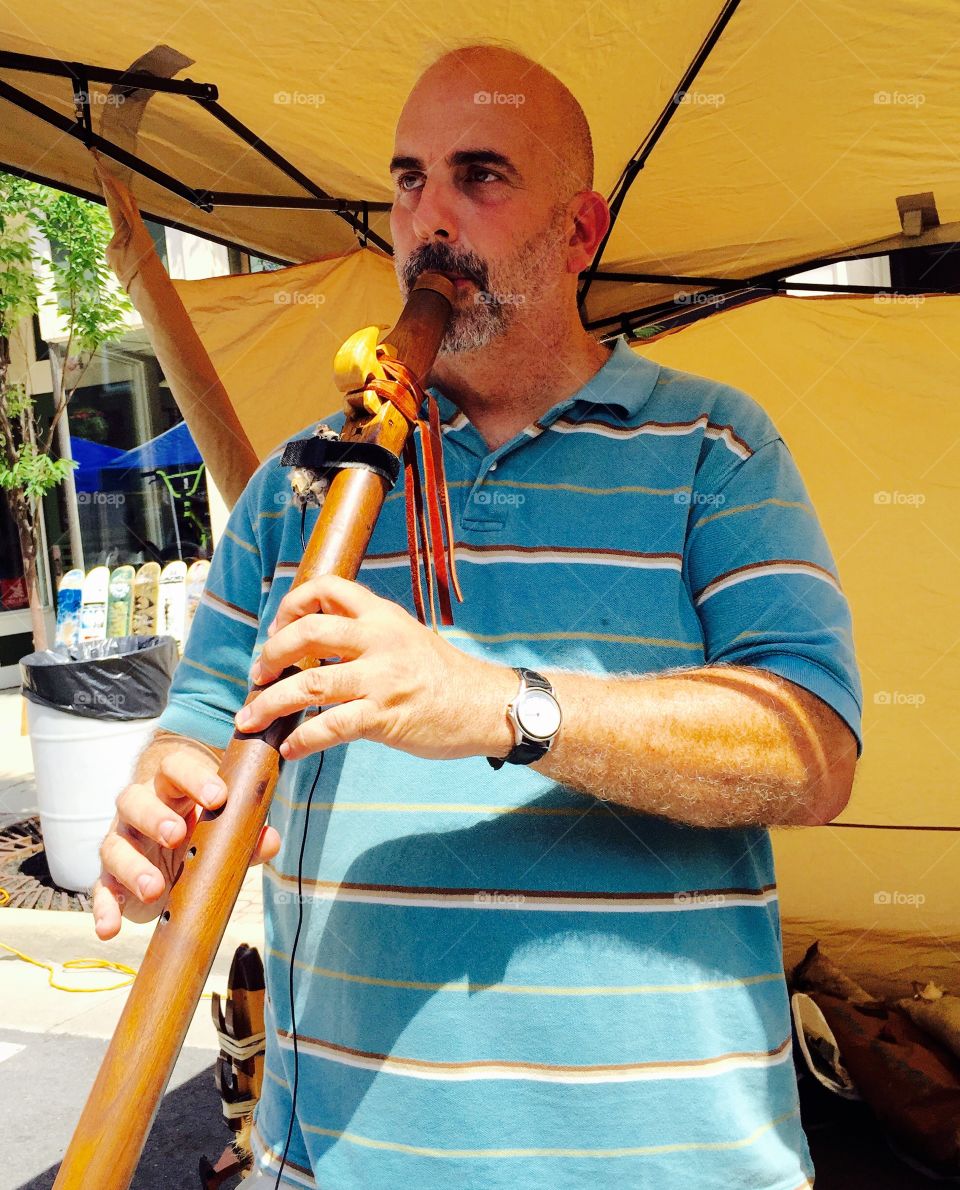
428;315;614;452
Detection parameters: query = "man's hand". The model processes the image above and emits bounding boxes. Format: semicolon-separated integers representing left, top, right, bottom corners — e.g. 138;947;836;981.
92;736;281;940
235;575;515;762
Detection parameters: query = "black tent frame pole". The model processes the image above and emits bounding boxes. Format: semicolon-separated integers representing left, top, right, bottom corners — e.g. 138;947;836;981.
0;158;294;268
592;287;760;339
0;50;217;99
0;77;215;209
3;48;955;323
585;269;743;289
199;98;391;222
586;276;960;338
577;0;743;313
0;50;392;252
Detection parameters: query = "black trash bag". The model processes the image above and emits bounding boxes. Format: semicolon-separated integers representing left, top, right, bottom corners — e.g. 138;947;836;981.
20;635;180;721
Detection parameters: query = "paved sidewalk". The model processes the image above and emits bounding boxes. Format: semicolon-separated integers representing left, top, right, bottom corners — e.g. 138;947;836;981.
0;688;265;1187
0;689;37;831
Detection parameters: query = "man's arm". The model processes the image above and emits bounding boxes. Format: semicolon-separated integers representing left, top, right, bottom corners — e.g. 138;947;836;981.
533;664;858;828
235;576;859;831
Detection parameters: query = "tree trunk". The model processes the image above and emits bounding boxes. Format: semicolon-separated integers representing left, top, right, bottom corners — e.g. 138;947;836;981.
3;486;49;652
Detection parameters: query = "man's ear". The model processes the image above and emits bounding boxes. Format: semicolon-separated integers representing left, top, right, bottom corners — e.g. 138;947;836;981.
567;191;610;274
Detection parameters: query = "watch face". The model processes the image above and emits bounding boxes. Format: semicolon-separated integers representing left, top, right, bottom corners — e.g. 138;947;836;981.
516;688;562;740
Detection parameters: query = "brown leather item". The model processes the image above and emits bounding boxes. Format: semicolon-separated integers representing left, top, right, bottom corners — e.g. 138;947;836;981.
807;991;960;1175
367;356;463;628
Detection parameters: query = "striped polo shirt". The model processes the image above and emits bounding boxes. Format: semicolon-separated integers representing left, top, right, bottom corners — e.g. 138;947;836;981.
158;335;862;1189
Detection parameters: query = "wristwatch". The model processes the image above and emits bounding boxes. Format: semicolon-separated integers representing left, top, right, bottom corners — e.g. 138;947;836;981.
487;667;562;769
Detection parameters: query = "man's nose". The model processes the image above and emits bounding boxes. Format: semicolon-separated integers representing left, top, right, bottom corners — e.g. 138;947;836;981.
411;179;458;243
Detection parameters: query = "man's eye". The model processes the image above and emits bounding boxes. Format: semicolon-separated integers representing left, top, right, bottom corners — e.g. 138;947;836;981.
396;173;423;192
467;168;501;184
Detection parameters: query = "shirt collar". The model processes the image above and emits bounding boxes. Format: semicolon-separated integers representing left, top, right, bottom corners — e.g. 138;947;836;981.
568;334;661;418
424;334;660;426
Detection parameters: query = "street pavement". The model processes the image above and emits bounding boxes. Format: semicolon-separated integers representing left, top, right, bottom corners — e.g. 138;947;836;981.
0;689;264;1188
1;688;37;831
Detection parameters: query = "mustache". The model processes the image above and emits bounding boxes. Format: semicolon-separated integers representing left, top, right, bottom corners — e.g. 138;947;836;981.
401;243;489;292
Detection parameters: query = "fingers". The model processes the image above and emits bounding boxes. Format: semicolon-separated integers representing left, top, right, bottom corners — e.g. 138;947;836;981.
237;661;362;734
115;782;185;850
114;753;223;850
92;871;127;940
155;750;226;811
252;612;363;685
93;743;279;945
95;818;281;941
97;747;225;937
267;574;380;639
252;824;282;865
98;824;168;909
280;700;372;760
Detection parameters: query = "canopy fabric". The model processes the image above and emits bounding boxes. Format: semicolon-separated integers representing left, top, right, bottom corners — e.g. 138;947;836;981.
640;293;960;993
96;158;259;506
2;1;958;326
172;244;402;459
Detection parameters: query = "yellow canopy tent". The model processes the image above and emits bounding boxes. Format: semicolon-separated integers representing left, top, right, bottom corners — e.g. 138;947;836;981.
640;295;960;992
3;3;958;992
1;0;958;324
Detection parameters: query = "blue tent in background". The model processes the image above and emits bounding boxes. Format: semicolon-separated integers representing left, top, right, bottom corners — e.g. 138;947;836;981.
98;420;210;556
71;436;124;493
105;421;202;476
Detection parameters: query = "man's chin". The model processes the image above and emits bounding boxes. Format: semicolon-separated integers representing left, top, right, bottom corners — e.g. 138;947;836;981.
437;315;508;357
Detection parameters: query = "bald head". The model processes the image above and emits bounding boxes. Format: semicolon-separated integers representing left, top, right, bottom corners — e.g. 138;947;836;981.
390;43;608;356
406;44;594;201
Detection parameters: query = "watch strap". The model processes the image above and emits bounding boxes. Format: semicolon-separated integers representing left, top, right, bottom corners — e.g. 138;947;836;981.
487;740;547;770
487;668;557;770
515;666;550;692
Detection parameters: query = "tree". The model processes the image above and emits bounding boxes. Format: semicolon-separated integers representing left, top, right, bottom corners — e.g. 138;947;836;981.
0;173;132;649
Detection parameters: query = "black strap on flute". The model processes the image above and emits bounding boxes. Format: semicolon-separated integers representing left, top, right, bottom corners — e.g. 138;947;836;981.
280;436;401;488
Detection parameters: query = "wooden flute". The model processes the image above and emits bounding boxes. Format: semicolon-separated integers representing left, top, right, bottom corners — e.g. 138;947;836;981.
53;270;456;1188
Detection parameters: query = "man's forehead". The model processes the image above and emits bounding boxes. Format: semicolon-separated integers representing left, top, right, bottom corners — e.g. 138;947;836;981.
391;112;548;181
391;55;565;187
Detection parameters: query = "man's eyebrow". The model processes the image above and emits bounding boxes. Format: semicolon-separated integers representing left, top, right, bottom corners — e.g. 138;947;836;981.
449;149;522;181
389;149;522;182
389;154;423;175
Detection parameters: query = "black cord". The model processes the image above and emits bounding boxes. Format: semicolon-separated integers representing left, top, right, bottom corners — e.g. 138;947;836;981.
274;744;324;1187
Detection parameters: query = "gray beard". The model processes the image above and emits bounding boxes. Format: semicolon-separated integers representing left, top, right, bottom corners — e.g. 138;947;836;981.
437;295;513;355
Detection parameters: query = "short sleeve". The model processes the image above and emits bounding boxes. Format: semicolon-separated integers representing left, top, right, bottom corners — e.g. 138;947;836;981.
684;437;863;755
155;488;263;750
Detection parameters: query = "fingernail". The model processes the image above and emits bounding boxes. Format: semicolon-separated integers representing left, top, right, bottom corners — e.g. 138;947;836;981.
137;874;154;900
200;780;225;807
267;619;277;637
159;820;178;846
235;707;251;728
250;661;262;684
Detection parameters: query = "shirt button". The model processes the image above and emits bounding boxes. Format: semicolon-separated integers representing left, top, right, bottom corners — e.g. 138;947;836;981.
489;462;498;472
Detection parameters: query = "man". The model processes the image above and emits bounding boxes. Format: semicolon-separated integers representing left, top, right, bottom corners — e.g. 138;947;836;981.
95;44;861;1189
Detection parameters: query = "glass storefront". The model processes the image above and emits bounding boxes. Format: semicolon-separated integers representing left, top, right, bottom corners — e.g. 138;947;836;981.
46;336;212;574
0;219;233;680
